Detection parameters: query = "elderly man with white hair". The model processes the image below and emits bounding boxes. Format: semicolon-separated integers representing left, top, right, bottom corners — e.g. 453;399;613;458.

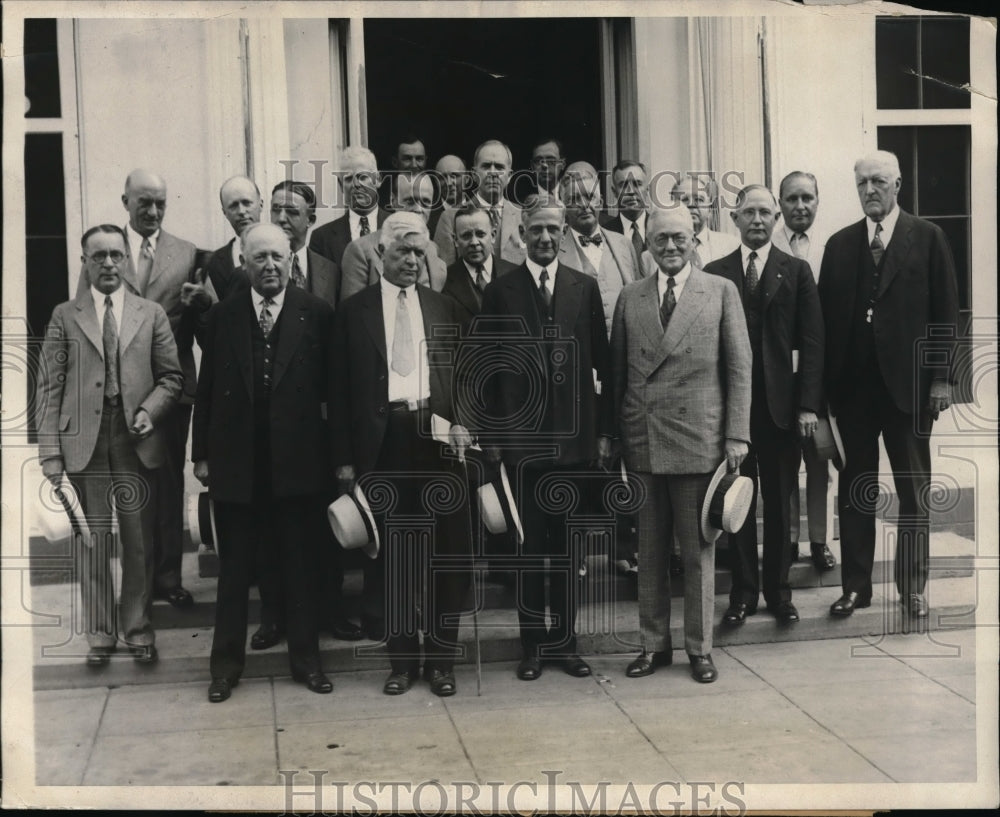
309;146;391;268
331;212;473;697
818;149;959;621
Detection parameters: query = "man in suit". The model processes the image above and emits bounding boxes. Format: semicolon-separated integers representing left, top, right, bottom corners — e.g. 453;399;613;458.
39;225;184;666
340;173;447;301
331;212;473;696
819;150;958;619
193;223;335;702
474;193;611;681
670;175;740;268
74;169;216;609
609;206;751;683
602;160;650;260
558;169;642;336
435;139;526;267
772;171;837;573
309;146;390;268
270;180;342;305
442;206;518;333
529;138;566;197
202;175;262;302
705;185;825;625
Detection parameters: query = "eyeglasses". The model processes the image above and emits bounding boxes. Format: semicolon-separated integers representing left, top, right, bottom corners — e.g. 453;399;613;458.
85;250;126;264
531;157;564;167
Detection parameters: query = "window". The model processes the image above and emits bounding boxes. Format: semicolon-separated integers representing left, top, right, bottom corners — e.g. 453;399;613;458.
875;16;971;110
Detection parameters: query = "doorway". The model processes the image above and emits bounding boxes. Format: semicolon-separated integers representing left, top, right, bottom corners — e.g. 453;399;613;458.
362;18;605;177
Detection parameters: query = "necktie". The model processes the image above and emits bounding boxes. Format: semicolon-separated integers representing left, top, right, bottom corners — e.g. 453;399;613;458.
745;251;760;296
538;267;552;309
870;223;885;266
474;265;487;292
102;296;120;399
630;222;645;258
790;232;809;259
691;237;704;270
359;215;371;237
136;237;153;295
391;289;415;377
488;207;500;232
579;232;603;247
290;254;305;289
259;298;275;337
659;275;677;331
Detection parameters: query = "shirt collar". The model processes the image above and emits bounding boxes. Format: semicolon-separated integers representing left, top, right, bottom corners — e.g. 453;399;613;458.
658;263;691;288
250;286;285;309
475;193;502;210
91;284;124;313
463;256;494;278
782;224;809;243
126;225;159;251
867;204;900;245
694;226;711;245
741;241;771;269
380;274;416;299
293;246;308;275
349;208;377;231
623;211;646;236
525;257;555;284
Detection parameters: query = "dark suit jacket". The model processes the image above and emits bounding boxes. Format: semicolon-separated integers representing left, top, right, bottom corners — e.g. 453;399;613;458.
192;285;336;504
705;246;824;430
206;246;341;308
308;208;391;268
441;258;519;334
202;239;243;302
475;262;611;466
818;210;959;415
600;213;626;233
330;284;462;476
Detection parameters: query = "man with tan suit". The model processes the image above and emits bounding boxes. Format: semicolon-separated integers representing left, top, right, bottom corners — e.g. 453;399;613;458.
39;225;184;666
608;206;751;683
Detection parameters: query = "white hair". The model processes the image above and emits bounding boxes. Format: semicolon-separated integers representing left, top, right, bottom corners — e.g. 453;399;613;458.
240;221;289;251
647;204;695;235
854;150;901;179
379;211;429;248
339;145;378;171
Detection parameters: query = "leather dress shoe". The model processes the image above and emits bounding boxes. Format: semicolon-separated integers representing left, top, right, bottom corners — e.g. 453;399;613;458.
383;670;417;695
131;644;158;665
516;655;543;681
156;585;194;608
250;624;284;650
688;654;718;683
830;591;870;617
558;654;592;677
903;593;929;618
625;650;673;678
428;669;457;697
811;542;837;571
669;552;684;577
208;677;238;702
85;646;115;667
328;618;364;641
722;602;756;625
293;671;333;694
768;600;800;623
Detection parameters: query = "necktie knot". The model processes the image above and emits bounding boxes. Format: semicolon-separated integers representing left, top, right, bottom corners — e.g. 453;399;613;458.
659;274;677;330
359;215;371;236
474;265;487;292
579;232;603;247
870;223;885;265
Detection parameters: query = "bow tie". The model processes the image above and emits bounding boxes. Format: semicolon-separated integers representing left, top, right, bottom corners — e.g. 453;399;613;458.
579;232;603;247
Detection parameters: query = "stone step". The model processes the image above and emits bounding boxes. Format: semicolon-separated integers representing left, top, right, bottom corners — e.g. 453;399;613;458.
30;573;980;690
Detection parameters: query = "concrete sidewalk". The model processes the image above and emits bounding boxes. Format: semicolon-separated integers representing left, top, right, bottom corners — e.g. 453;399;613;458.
34;628;979;790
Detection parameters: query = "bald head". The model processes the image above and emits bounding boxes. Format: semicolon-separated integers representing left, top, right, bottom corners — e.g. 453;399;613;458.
436;154;466;207
122;169;167;237
219;175;263;237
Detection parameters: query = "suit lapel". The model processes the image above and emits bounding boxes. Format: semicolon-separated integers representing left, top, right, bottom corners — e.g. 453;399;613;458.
636;275;665;348
654;268;708;363
552;262;581;337
361;285;388;363
877;210;913;298
73;291;104;356
601;228;630;285
508;267;543;335
760;250;790;313
449;265;481;317
118;291;145;353
147;231;173;290
272;287;306;391
559;232;584;273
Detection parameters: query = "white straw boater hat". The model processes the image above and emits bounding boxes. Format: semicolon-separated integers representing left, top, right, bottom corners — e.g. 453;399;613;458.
809;414;846;471
327;483;380;559
477;461;524;544
700;460;755;544
186;492;218;550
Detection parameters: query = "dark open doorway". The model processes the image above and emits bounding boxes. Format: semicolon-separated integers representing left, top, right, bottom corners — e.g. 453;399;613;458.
363;18;604;178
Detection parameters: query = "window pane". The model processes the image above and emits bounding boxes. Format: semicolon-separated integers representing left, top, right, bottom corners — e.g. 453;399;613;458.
876;17;919;109
921;17;971;109
24;18;61;119
877;127;916;214
927;217;970;311
916;126;970;217
25;134;69;339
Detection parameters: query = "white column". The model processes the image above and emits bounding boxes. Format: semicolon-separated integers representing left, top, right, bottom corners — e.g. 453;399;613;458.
243;17;291;201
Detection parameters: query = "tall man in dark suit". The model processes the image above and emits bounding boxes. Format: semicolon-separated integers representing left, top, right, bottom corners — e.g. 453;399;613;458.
475;193;612;681
819;151;958;619
75;170;217;609
202;176;262;301
705;185;825;625
309;146;390;268
609;206;751;683
193;223;335;702
442;206;518;333
39;225;184;666
270;180;342;305
331;212;473;697
601;160;649;260
529;138;566;198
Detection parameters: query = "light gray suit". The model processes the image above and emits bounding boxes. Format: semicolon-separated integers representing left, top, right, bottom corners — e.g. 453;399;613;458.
610;267;751;656
339;230;448;302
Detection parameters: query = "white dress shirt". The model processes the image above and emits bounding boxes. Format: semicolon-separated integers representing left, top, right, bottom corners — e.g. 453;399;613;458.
571;227;604;270
657;263;692;305
125;225;158;268
349;209;379;243
292;246;309;285
621;211;646;242
740;242;772;278
250;286;285;325
526;257;557;299
866;204;900;249
463;255;494;288
91;284;125;336
230;237;243;270
380;276;430;402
